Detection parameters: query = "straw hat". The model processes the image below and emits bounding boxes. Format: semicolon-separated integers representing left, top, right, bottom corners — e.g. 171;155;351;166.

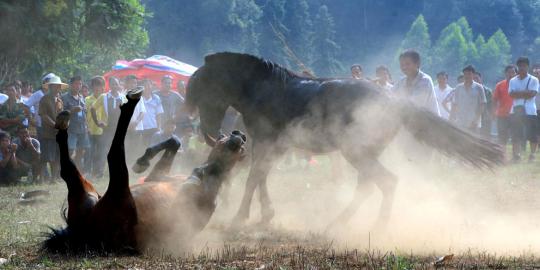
42;75;68;90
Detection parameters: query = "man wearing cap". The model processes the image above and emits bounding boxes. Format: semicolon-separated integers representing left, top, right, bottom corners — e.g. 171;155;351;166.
450;65;487;132
38;75;66;182
24;73;54;181
61;76;89;168
24;73;55;135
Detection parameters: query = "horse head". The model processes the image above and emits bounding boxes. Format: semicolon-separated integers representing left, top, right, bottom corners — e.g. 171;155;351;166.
187;66;230;147
205;130;247;172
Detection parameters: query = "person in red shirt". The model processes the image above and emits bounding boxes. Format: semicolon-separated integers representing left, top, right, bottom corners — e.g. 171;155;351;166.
493;64;517;147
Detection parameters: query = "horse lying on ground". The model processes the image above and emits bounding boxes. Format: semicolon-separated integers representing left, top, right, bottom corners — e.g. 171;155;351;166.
186;52;505;228
43;88;246;254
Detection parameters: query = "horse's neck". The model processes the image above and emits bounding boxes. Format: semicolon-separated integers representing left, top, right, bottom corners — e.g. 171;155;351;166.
195;163;228;203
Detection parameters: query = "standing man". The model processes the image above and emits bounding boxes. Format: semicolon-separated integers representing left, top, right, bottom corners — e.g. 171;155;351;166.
374;65;393;91
140;79;163;146
0;83;26;136
493;65;517;148
393;49;440;116
38;75;67;182
509;57;539;162
95;76;125;149
350;64;363;80
86;76;106;178
450;65;487;132
434;71;454;120
155;75;185;138
61;76;89;168
532;64;540;149
474;72;494;138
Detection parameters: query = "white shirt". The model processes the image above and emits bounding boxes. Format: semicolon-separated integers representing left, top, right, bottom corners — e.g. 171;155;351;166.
24;90;45;127
0;93;7;105
142;94;164;130
392;70;441;116
509;74;539;115
434;84;453;120
131;99;146;131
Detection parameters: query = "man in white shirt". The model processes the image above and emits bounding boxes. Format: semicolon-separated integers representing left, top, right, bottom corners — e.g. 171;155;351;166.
392;49;440;116
450;65;487;131
434;71;453;120
24;73;55;137
509;57;539;162
140;79;163;146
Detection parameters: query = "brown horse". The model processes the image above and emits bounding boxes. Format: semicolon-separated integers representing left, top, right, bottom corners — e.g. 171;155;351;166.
43;88;246;254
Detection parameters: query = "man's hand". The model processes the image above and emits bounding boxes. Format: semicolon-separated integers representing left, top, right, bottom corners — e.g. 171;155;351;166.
22;137;31;146
10;143;17;153
71;106;82;113
98;121;106;128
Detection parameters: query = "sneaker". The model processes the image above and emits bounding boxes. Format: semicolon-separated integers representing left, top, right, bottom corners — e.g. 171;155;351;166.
54;110;70;130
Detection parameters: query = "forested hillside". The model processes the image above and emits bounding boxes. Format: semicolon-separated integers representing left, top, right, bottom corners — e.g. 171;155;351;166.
144;0;540;84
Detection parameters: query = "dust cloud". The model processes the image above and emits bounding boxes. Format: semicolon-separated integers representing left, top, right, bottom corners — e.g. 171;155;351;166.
189;130;540;256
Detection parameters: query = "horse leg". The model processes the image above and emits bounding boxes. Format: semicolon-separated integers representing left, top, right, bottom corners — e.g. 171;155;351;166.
133;135;181;174
331;150;397;230
232;143;280;227
56;114;98;226
371;164;397;230
95;90;142;250
144;136;182;182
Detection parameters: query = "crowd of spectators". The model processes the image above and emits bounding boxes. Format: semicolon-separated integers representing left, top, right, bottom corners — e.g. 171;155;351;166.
0;73;199;185
1;50;539;185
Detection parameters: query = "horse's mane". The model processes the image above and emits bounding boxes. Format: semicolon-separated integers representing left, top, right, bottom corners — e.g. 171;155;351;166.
204;52;317;83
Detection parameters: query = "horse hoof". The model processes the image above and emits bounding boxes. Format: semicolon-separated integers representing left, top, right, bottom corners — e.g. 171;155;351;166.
55;110;70;130
261;208;275;223
126;86;144;100
132;159;150;174
230;213;248;229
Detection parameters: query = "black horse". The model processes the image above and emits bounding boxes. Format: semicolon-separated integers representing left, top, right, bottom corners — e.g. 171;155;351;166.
186;52;504;228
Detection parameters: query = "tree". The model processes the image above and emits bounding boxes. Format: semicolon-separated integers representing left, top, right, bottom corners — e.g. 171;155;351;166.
255;0;290;66
228;0;262;54
0;0;149;82
477;29;511;83
432;22;469;79
310;5;342;76
282;0;313;68
397;14;432;71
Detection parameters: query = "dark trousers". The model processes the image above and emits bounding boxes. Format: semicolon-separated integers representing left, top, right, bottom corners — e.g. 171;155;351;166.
496;116;511;145
89;134;106;177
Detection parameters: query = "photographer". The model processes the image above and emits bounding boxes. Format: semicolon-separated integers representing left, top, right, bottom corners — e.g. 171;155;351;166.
0;131;27;185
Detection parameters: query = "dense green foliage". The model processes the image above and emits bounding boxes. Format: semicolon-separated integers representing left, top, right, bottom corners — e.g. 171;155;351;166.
144;0;540;84
2;0;539;85
0;0;148;83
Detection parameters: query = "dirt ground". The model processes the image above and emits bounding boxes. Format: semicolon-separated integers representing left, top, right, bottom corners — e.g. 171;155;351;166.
2;139;540;269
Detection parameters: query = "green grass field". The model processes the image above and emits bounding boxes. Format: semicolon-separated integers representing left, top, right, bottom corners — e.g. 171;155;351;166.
2;147;540;269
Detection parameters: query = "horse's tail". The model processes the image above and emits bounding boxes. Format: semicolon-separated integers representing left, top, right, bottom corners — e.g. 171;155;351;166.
398;101;504;168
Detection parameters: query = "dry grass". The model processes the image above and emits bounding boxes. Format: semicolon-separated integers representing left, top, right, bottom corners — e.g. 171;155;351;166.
2;146;540;269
